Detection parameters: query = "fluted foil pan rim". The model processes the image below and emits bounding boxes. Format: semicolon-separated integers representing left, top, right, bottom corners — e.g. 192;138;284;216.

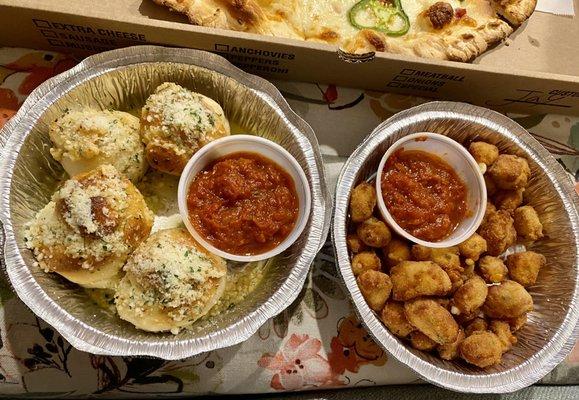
332;101;579;393
0;46;331;359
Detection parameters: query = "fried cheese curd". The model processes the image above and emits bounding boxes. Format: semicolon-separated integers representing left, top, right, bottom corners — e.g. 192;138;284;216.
452;276;488;315
460;331;503;368
483;280;533;319
458;233;487;262
349;181;377;223
49;109;148;183
477;210;517;256
380;301;415;338
404;299;459;345
383;238;411;268
438;328;465;360
508;313;528;332
391;261;452;301
487;154;531;191
465;317;488;336
357;217;391;248
514;206;544;241
410;331;437;351
484;174;497;196
478;256;508;283
412;244;464;291
115;228;226;334
347;142;547;368
483;202;497;223
351;251;381;276
468;141;499;166
26;165;154;289
490;320;517;353
494;189;524;213
140;82;230;175
346;233;366;254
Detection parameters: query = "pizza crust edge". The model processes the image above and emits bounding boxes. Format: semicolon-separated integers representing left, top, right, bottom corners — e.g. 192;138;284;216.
345;18;513;62
492;0;538;26
153;0;269;34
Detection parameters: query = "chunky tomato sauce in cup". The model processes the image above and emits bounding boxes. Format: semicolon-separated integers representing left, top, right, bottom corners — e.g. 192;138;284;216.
187;152;299;256
380;149;468;242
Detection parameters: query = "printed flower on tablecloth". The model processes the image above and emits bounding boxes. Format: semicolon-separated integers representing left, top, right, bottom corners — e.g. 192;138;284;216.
328;315;387;374
20;317;73;377
258;334;343;391
277;84;364;111
258;242;345;341
0;88;18;129
90;356;185;394
366;90;426;121
6;52;77;95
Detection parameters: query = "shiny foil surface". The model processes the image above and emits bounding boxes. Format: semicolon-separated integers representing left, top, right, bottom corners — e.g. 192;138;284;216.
0;46;331;359
332;101;579;393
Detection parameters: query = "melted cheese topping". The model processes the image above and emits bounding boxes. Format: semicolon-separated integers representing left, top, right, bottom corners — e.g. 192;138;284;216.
300;0;359;41
49;109;147;182
261;0;497;45
141;82;228;157
59;181;100;235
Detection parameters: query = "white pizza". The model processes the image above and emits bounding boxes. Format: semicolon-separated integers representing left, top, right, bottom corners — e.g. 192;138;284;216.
153;0;536;61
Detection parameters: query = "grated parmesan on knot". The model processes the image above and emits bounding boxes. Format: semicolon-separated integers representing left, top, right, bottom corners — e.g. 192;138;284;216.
123;232;224;315
53;165;128;236
25;165;151;272
116;228;226;329
141;82;221;156
49;109;146;182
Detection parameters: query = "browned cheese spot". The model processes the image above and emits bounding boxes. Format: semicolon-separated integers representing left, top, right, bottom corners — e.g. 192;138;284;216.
363;30;386;52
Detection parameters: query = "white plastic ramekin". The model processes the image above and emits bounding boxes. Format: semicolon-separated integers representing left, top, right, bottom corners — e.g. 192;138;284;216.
178;134;311;262
375;132;486;248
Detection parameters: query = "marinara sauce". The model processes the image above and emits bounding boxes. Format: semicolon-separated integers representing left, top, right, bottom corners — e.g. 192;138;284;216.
381;149;468;242
187;152;299;255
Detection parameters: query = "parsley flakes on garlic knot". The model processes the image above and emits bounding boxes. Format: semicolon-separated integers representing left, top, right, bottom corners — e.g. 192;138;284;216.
115;228;227;334
25;165;154;289
49;109;147;183
140;82;230;175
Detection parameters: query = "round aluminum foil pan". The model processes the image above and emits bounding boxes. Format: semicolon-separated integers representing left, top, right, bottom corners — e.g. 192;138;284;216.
332;101;579;393
0;46;331;359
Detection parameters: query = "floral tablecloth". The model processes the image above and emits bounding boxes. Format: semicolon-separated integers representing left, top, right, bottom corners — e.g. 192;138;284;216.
0;47;577;397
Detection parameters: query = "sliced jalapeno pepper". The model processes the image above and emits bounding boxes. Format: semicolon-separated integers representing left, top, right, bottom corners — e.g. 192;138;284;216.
349;0;410;37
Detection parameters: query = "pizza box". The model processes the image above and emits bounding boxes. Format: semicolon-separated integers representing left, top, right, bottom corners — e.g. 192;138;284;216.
0;0;578;115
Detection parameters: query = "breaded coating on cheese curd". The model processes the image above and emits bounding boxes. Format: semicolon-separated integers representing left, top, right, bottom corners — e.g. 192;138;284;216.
140;82;230;175
50;109;147;182
487;154;530;191
514;205;544;241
